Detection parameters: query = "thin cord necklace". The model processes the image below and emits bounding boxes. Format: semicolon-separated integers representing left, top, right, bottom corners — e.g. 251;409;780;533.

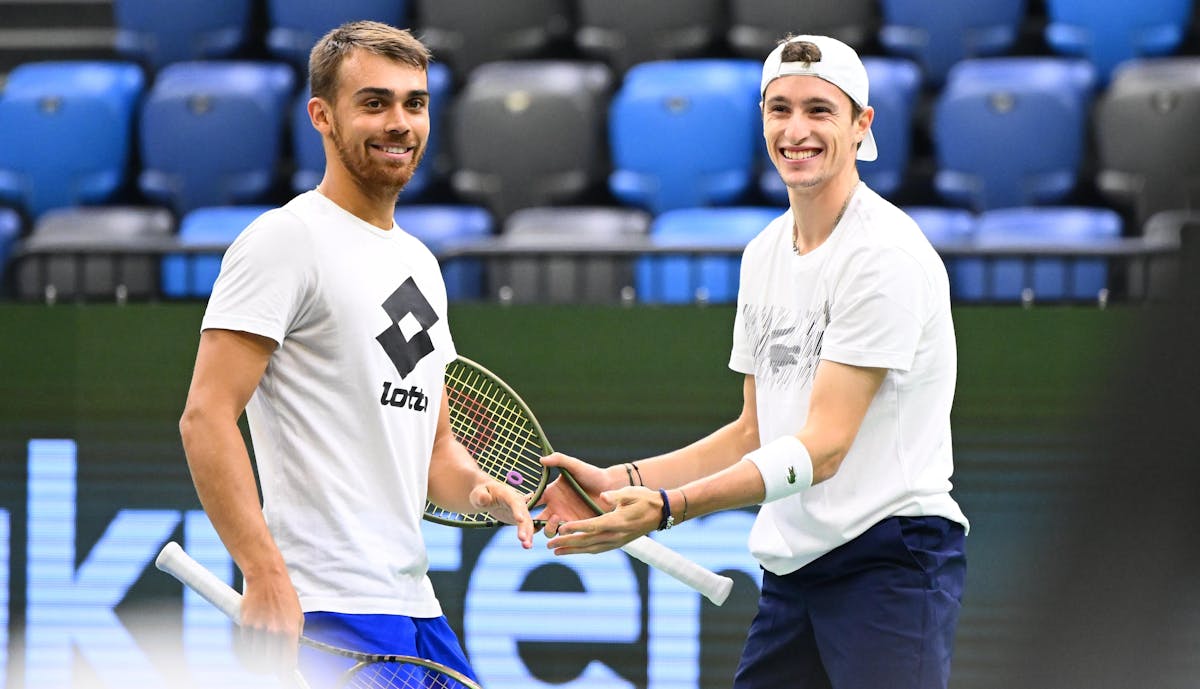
792;184;857;256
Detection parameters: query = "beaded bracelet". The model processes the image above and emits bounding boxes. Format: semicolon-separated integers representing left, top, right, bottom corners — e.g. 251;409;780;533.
656;488;674;530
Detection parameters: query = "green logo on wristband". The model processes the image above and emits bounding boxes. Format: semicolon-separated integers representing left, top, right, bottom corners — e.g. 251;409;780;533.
786;466;797;484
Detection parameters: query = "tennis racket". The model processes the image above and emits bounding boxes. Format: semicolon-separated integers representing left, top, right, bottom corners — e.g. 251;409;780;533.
155;541;483;689
425;356;734;606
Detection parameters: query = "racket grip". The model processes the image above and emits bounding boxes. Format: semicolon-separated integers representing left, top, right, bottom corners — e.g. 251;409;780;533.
620;536;734;606
156;541;243;622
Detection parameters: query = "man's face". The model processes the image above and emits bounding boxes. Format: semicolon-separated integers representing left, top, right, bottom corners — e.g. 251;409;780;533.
761;75;872;193
320;50;430;196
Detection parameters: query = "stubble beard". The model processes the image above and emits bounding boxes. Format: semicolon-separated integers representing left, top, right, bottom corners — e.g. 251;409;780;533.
329;121;424;199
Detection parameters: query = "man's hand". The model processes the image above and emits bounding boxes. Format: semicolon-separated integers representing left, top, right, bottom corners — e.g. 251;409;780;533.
238;570;304;676
545;486;662;554
536;453;628;538
470;481;535;549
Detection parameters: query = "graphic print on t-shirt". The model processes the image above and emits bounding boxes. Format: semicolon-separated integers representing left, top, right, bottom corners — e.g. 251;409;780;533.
375;277;439;378
743;299;829;390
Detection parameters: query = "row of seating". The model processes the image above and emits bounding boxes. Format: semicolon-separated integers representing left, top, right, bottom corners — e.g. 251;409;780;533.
109;0;1200;85
7;202;1179;306
2;55;1197;226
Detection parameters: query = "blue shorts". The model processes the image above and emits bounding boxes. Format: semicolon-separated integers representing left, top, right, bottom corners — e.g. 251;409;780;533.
298;612;478;688
734;516;966;689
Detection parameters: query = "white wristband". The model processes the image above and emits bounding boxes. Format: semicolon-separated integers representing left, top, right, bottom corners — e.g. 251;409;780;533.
744;435;814;503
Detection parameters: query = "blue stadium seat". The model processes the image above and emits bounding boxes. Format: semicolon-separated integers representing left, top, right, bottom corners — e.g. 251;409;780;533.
976;206;1122;302
161;206;271;298
451;61;613;219
0;207;20;293
932;58;1097;211
904;206;984;302
114;0;252;71
879;0;1027;85
0;61;144;220
139;61;296;215
760;57;922;204
1044;0;1193;82
393;204;493;300
265;0;410;70
610;60;762;214
291;62;451;198
636;206;780;304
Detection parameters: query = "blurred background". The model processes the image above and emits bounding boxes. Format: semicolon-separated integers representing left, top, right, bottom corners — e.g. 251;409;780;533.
1;0;1199;687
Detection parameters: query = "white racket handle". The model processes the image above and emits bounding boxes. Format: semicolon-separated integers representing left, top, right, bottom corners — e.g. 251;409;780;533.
620;536;733;605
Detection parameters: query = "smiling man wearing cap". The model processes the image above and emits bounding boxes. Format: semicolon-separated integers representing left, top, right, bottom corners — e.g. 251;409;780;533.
539;34;968;689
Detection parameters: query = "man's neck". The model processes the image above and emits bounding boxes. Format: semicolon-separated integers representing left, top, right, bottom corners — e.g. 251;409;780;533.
315;173;399;230
788;173;860;256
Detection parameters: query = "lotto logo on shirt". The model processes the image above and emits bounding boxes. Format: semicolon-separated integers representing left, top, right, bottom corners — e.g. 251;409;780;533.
380;382;430;411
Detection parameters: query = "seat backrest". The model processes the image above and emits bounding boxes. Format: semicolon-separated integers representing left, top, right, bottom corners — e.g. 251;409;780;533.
114;0;252;71
290;62;451;199
728;0;879;59
490;205;651;303
932;57;1097;211
0;61;145;220
975;206;1122;302
451;61;613;220
0;207;21;293
904;205;984;301
576;0;724;74
161;205;271;298
1095;57;1200;223
637;206;780;304
393;204;494;300
15;206;175;302
265;0;410;70
139;61;296;215
415;0;571;78
879;0;1028;85
609;59;762;214
1044;0;1193;82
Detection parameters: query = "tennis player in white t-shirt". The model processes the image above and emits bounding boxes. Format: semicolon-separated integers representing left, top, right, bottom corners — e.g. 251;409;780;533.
542;35;969;689
178;21;534;687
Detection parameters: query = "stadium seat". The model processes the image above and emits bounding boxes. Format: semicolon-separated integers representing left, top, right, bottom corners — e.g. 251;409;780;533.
13;206;174;302
610;60;762;215
1129;209;1200;299
0;207;20;294
728;0;879;60
1044;0;1193;82
1095;58;1200;224
489;205;651;303
576;0;723;74
636;206;780;304
904;206;985;301
879;0;1027;85
932;58;1097;211
393;204;493;300
415;0;571;79
0;61;144;220
451;61;613;219
114;0;252;71
265;0;410;70
975;206;1122;302
139;61;296;215
161;205;271;299
760;57;922;204
291;62;451;198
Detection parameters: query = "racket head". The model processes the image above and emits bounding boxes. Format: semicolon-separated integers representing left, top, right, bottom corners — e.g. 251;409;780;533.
424;356;552;527
302;637;483;689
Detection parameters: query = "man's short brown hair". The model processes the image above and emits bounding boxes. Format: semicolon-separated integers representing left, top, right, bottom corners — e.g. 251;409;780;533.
308;21;431;102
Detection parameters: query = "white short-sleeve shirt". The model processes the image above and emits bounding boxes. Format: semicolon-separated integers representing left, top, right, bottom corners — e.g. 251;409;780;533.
730;183;968;576
203;190;456;616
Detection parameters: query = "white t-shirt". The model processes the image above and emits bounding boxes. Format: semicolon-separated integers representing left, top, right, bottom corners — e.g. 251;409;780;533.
730;183;968;576
202;190;457;617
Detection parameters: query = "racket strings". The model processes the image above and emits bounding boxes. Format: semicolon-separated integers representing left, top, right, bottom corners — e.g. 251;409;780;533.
343;660;475;689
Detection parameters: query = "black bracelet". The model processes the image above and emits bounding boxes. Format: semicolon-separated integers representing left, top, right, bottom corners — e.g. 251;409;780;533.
631;462;644;487
624;464;635;486
656;488;674;531
678;488;689;523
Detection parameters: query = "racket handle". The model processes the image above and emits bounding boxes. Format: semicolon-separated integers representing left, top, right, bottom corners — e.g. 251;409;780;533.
155;542;314;689
620;537;734;606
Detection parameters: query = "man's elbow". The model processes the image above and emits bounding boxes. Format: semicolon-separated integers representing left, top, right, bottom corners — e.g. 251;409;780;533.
810;441;853;485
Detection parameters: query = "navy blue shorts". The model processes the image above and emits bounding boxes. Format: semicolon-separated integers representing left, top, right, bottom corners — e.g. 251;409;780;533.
734;516;966;689
298;612;478;688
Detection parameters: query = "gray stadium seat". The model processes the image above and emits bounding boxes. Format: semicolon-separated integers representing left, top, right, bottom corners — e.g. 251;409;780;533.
14;206;174;302
576;0;723;74
488;206;651;304
728;0;879;59
415;0;571;78
450;61;613;220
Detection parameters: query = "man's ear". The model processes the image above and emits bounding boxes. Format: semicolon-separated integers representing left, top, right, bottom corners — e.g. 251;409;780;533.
307;97;332;134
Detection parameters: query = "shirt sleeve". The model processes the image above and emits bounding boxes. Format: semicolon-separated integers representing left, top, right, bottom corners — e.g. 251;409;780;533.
201;209;315;346
820;246;934;372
